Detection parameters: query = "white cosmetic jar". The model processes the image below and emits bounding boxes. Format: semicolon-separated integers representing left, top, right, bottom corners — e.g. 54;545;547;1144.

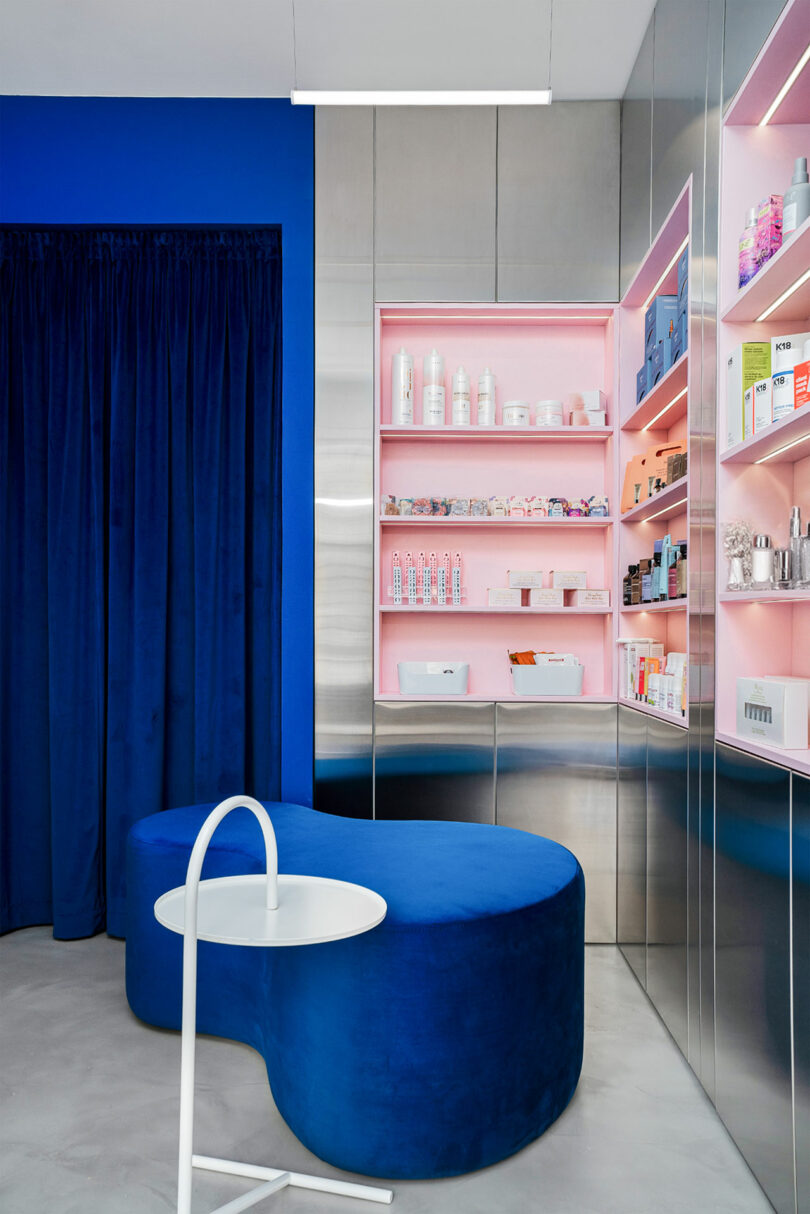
502;400;531;426
535;399;565;427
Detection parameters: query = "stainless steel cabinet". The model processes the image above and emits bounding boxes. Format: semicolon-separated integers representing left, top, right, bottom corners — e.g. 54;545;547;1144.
715;744;793;1214
618;704;648;987
374;107;497;302
795;773;810;1214
495;702;617;943
646;716;689;1054
374;701;495;824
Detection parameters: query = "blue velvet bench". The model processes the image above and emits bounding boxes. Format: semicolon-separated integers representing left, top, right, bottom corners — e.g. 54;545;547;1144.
126;801;585;1180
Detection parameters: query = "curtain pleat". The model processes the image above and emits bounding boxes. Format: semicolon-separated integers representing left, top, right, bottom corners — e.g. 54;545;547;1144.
0;228;283;939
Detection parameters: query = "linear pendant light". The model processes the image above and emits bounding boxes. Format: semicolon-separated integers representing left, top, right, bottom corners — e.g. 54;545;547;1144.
291;89;552;106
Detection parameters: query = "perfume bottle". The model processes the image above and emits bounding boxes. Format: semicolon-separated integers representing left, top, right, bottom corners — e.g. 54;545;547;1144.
789;506;803;587
774;548;793;590
751;534;774;589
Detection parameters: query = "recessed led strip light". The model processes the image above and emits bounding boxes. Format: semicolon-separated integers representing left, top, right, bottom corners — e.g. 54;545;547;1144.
642;498;687;523
291;89;552;106
643;237;689;310
759;43;810;126
755;267;810;322
755;433;810;463
643;385;688;431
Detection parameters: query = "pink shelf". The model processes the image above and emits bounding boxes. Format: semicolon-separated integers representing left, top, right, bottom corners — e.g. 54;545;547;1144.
379;304;614;326
716;731;810;778
620;478;688;524
719;589;810;604
721;214;810;324
621;355;688;432
376;693;617;704
620;600;687;613
380;516;614;527
720;401;810;464
724;0;810;126
619;697;688;729
380;606;612;615
621;183;691;309
380;425;613;442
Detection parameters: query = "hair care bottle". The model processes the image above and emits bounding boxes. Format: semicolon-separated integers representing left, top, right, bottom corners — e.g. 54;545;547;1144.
783;157;810;242
478;368;496;426
422;349;446;425
451;366;471;425
738;207;758;288
391;347;414;425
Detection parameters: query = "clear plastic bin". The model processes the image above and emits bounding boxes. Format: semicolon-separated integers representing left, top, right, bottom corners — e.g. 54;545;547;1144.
397;661;469;695
510;663;584;696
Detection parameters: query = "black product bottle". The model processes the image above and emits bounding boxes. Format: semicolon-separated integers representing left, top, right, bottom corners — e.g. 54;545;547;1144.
623;566;635;606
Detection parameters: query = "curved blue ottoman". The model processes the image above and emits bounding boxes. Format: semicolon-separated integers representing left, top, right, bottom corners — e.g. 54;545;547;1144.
126;802;584;1180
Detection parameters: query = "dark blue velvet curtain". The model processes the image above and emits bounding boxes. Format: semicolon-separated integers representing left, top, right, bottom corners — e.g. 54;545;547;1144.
0;228;282;939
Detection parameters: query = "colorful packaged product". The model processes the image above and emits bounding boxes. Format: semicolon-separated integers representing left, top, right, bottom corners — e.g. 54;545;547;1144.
755;195;783;269
398;497;414;516
381;494;400;516
548;497;569;518
567;499;589;517
449;497;470;516
588;495;610;517
412;497;432;515
529;497;550;517
508;496;528;517
470;497;489;516
431;497;450;516
489;496;509;517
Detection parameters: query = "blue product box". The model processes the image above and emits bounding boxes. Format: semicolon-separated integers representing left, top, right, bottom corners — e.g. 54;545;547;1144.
650;343;666;386
645;295;678;360
677;246;688;292
671;319;684;364
678;310;688;353
636;365;649;404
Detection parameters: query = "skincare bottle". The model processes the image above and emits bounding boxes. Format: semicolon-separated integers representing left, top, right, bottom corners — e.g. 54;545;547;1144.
677;543;688;598
451;366;471;425
783;157;810;242
751;535;774;588
422;349;446;425
631;565;642;605
640;558;653;603
738;207;758;288
774;547;793;590
790;507;803;587
623;567;635;607
477;368;496;426
391;348;414;425
800;527;810;588
668;553;679;600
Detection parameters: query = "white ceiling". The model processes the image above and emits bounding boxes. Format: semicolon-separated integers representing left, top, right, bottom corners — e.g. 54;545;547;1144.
0;0;656;101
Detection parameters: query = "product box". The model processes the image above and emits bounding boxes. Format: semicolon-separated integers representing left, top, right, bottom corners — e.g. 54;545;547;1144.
636;365;650;404
551;570;587;590
671;318;684;364
579;390;607;412
570;589;610;607
650;344;666;386
677;247;689;309
772;370;795;421
755;195;783;269
753;377;773;432
508;570;544;589
795;359;810;411
529;587;564;607
736;676;810;750
726;342;771;449
487;587;522;608
645;295;679;360
772;332;810;373
744;385;754;440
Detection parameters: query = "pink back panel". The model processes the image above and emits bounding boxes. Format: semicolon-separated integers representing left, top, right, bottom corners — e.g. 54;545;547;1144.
716;602;797;732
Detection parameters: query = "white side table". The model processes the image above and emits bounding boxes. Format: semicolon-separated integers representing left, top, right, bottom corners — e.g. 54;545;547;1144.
154;796;393;1214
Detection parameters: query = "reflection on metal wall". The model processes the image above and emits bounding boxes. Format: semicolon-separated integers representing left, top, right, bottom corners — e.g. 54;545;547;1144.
617;704;648;987
495;703;617;943
794;774;810;1214
722;1;789;106
374;106;497;302
374;701;495;824
646;716;689;1054
314;108;375;817
496;103;620;302
619;21;653;297
715;745;793;1214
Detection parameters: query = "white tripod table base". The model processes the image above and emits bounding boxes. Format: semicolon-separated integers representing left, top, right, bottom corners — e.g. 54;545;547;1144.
193;1155;393;1207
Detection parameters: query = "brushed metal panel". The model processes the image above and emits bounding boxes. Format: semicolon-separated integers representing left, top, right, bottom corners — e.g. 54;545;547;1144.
795;774;810;1214
314;108;375;817
618;704;648;987
646;715;689;1055
722;1;788;108
619;17;653;296
495;703;617;944
715;745;793;1214
650;0;711;239
496;102;620;302
373;106;497;302
374;701;495;824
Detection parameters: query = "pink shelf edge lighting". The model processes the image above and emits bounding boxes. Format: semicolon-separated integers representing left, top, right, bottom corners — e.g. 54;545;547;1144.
716;730;810;778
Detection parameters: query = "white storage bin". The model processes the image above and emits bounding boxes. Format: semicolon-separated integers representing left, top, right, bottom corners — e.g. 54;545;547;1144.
397;661;469;695
510;663;584;696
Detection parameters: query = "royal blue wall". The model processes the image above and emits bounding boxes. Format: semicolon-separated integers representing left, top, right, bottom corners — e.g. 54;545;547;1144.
0;96;314;806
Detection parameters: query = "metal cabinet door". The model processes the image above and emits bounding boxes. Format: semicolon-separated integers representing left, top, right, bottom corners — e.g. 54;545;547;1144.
495;702;617;943
794;773;810;1214
715;744;793;1214
374;701;495;824
646;715;689;1054
374;106;497;302
618;704;648;987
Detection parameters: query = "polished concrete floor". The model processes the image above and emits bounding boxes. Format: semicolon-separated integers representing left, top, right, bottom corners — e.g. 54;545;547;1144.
1;932;772;1214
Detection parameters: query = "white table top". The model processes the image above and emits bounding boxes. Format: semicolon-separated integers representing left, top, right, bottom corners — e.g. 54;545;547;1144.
154;874;387;947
